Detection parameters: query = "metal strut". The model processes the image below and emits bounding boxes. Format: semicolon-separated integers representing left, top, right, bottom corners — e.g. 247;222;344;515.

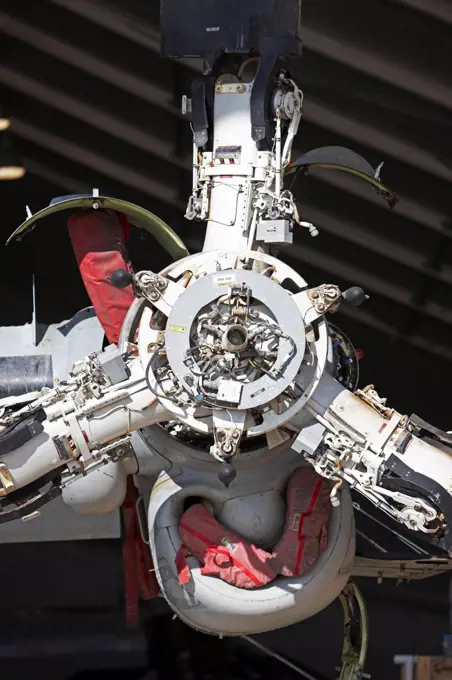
337;582;370;680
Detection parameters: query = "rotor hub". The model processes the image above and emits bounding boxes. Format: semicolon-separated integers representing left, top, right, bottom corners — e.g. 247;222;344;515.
163;268;306;413
137;250;330;440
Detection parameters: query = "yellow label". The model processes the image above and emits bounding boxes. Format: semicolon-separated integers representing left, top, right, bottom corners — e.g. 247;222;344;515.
169;324;186;333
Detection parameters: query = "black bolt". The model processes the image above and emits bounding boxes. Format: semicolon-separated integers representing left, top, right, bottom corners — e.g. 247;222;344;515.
342;286;369;307
217;462;236;488
109;269;133;288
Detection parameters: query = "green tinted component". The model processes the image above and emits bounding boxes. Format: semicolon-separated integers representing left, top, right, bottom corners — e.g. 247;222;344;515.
6;194;189;261
287;146;398;208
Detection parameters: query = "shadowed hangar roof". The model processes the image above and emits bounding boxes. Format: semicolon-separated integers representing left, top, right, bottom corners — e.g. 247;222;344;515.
0;3;451;676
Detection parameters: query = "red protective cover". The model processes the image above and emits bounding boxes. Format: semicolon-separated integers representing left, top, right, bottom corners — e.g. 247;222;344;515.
178;504;277;589
67;209;134;345
270;467;331;577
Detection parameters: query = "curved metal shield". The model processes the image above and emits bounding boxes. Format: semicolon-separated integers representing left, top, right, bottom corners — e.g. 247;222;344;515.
287;146;398;207
6;194;189;261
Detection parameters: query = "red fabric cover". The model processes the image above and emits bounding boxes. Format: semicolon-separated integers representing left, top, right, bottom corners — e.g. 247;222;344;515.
122;478;160;625
178;504;277;589
118;212;131;241
270;467;331;577
67;209;135;345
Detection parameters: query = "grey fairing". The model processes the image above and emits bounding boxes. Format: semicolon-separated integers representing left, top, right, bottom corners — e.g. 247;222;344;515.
62;460;130;516
144;429;355;636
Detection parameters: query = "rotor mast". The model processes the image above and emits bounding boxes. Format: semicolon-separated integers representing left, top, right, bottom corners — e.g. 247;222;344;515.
160;0;305;252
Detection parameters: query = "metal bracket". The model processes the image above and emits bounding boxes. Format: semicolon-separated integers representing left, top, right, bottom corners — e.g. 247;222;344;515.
351;556;452;582
0;463;15;496
336;582;370;680
355;385;394;420
211;410;246;461
308;284;342;315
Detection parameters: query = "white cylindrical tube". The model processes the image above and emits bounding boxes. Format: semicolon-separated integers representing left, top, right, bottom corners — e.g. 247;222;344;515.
80;392;171;446
3;419;68;491
2;392;170;495
327;387;452;499
392;434;452;496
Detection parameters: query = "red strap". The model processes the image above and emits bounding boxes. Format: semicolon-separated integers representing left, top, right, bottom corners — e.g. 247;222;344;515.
122;480;160;627
122;489;140;627
179;521;216;550
319;524;328;553
294;478;324;574
204;547;264;586
67;209;135;345
179;521;266;586
175;546;192;585
136;537;159;600
118;212;131;241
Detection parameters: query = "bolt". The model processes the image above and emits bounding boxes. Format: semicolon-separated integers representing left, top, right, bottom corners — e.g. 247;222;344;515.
311;291;319;299
317;303;326;312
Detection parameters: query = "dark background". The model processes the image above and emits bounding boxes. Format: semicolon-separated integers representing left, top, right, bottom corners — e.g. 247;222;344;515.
0;1;451;678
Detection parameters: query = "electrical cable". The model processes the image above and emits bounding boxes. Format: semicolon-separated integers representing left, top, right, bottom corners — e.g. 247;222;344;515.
144;349;181;406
